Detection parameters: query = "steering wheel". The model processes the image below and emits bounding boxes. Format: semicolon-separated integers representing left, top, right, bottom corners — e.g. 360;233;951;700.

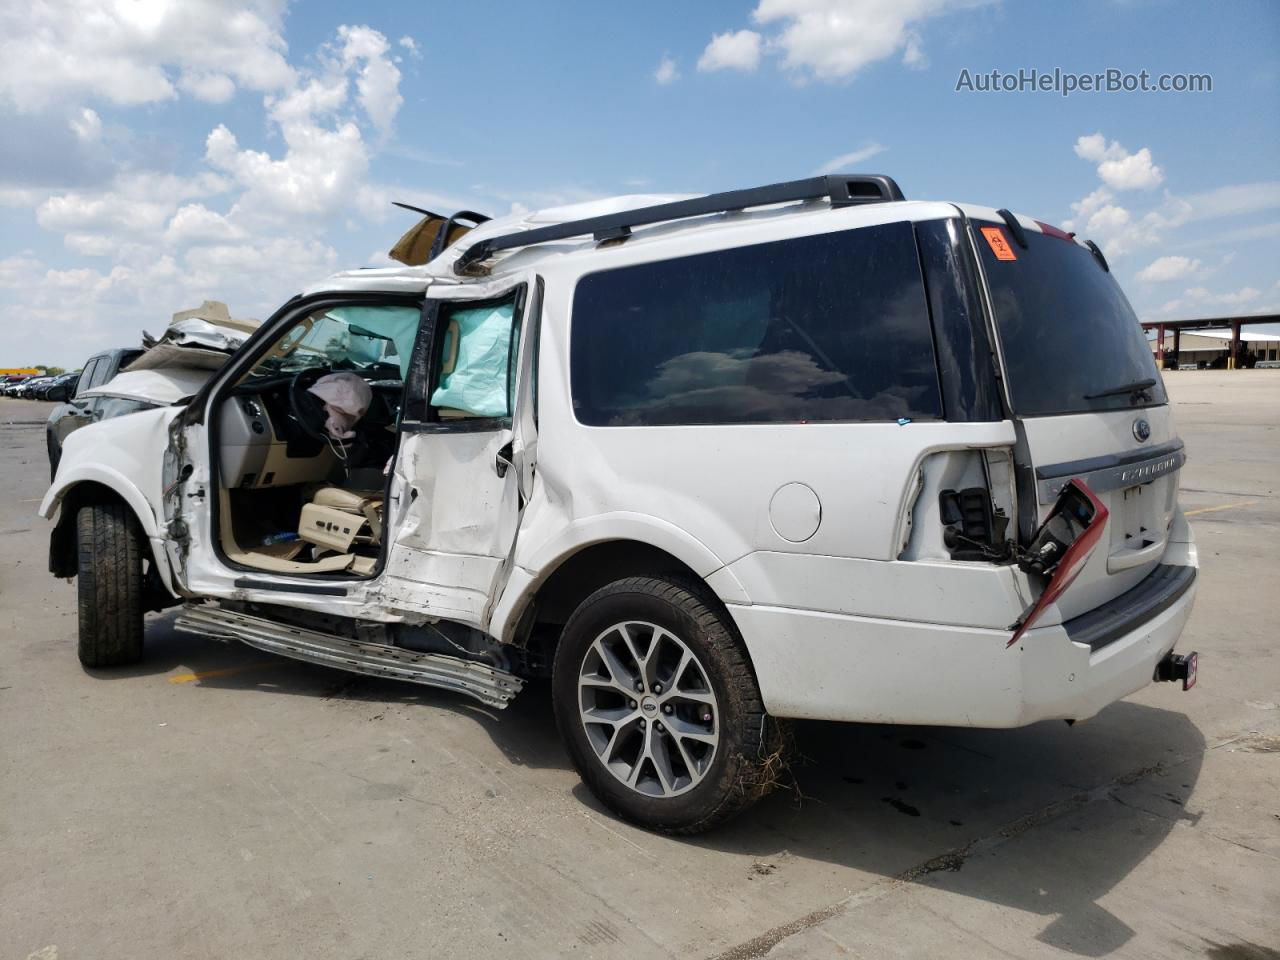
288;369;334;442
288;369;373;466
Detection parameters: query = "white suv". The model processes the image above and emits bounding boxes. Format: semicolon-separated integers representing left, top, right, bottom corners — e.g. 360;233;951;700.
42;175;1198;833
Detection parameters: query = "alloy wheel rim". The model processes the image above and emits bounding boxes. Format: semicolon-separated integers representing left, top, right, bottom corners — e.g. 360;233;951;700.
577;620;719;798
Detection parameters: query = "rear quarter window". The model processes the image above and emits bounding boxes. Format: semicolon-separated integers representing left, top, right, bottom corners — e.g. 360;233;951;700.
569;221;943;426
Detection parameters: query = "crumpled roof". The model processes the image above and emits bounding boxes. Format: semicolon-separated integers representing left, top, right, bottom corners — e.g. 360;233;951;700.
125;300;259;372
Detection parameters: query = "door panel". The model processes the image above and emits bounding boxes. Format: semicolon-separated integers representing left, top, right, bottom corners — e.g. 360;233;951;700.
378;276;538;629
377;428;519;625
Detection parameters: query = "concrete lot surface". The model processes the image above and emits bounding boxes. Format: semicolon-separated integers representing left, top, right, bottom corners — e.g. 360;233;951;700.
1;372;1277;960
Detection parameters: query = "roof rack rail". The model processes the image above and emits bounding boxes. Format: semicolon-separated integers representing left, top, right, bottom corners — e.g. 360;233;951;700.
453;173;905;273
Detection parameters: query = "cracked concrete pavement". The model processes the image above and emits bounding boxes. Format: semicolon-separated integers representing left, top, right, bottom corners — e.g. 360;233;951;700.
1;372;1277;959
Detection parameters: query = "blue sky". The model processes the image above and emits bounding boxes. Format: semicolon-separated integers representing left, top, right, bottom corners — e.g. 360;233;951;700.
1;0;1277;367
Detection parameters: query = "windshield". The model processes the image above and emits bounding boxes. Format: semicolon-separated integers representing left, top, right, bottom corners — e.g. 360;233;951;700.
976;222;1166;416
267;311;398;372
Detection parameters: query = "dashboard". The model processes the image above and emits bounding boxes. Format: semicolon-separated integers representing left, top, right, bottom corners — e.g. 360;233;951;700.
218;370;402;489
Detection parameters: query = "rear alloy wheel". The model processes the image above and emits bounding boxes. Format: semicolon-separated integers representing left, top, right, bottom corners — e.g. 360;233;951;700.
553;577;786;834
578;620;720;798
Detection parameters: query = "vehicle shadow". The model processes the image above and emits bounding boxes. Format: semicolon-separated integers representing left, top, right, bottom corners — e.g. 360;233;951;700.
692;704;1204;957
133;611;1204;956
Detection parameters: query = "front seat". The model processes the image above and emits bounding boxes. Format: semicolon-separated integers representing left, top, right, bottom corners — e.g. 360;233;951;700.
298;486;384;555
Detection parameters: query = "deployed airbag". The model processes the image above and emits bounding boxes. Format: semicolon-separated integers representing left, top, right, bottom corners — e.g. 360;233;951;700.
308;372;372;440
429;301;515;417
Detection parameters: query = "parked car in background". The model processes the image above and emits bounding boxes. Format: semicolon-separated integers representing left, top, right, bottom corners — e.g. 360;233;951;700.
45;349;142;477
35;372;80;402
0;375;33;396
16;376;56;398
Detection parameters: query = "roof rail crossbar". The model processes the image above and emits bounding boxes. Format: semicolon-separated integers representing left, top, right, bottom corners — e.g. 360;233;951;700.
453;173;905;273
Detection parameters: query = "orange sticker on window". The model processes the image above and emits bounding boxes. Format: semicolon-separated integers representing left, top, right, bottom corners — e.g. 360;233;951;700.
981;226;1017;261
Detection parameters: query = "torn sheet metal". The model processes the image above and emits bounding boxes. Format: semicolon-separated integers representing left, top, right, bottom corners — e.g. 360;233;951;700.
81;367;211;405
126;301;259;373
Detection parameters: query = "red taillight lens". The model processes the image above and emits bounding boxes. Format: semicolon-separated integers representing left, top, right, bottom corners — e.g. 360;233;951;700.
1008;479;1108;648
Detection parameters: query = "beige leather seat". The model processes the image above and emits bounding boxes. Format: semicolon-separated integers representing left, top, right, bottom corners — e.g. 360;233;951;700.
298;486;384;554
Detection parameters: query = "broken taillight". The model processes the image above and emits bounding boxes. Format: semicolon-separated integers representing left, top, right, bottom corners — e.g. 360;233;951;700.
1007;479;1108;648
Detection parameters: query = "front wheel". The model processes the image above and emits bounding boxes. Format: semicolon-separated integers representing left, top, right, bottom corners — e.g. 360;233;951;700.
76;503;145;667
552;576;787;834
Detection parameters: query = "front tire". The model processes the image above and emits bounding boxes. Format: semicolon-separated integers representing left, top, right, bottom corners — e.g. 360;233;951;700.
76;503;145;667
552;576;786;834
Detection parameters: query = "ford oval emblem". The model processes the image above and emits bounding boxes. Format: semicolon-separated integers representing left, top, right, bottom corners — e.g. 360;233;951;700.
1133;418;1151;442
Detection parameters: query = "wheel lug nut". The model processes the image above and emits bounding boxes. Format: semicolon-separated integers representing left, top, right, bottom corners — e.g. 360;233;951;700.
629;699;637;709
634;682;643;692
655;722;663;732
653;683;662;694
662;705;673;715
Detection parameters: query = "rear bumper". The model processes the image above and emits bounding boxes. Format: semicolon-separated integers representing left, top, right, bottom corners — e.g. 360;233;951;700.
728;563;1198;728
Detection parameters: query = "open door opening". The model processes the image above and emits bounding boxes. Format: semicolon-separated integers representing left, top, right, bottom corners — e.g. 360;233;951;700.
209;302;422;577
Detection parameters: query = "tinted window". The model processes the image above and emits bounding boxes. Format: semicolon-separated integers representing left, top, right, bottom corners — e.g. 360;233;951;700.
976;224;1166;416
86;356;115;389
74;359;101;397
570;222;942;426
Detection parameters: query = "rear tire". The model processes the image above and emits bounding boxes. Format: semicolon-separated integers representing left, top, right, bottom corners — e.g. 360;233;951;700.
552;576;787;835
76;503;145;668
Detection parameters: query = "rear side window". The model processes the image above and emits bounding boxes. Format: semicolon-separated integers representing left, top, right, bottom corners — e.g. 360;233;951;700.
976;223;1166;416
86;356;115;389
74;358;101;397
570;222;942;426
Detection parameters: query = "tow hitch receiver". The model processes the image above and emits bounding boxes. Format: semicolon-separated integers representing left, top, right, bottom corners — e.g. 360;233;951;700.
1155;651;1198;690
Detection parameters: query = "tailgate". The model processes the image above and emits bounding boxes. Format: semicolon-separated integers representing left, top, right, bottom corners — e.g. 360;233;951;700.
1020;406;1184;620
970;213;1184;622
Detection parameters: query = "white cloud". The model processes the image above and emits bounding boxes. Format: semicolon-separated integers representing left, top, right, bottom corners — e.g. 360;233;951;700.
36;171;228;242
1153;284;1266;318
338;25;402;137
812;142;886;175
68;107;101;141
654;56;680;85
398;36;421;59
1176;182;1280;222
0;253;43;288
3;22;410;366
1217;286;1261;305
0;0;293;112
206;120;370;222
1137;255;1201;283
1073;133;1163;190
1063;186;1162;257
164;204;244;246
740;0;988;82
698;30;763;72
178;71;237;104
205;24;404;222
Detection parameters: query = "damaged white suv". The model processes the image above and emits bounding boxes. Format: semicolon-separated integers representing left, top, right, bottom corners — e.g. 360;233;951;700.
42;175;1199;834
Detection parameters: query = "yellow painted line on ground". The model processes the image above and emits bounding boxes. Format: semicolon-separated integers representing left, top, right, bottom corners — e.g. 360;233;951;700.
1185;500;1258;517
168;662;278;684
